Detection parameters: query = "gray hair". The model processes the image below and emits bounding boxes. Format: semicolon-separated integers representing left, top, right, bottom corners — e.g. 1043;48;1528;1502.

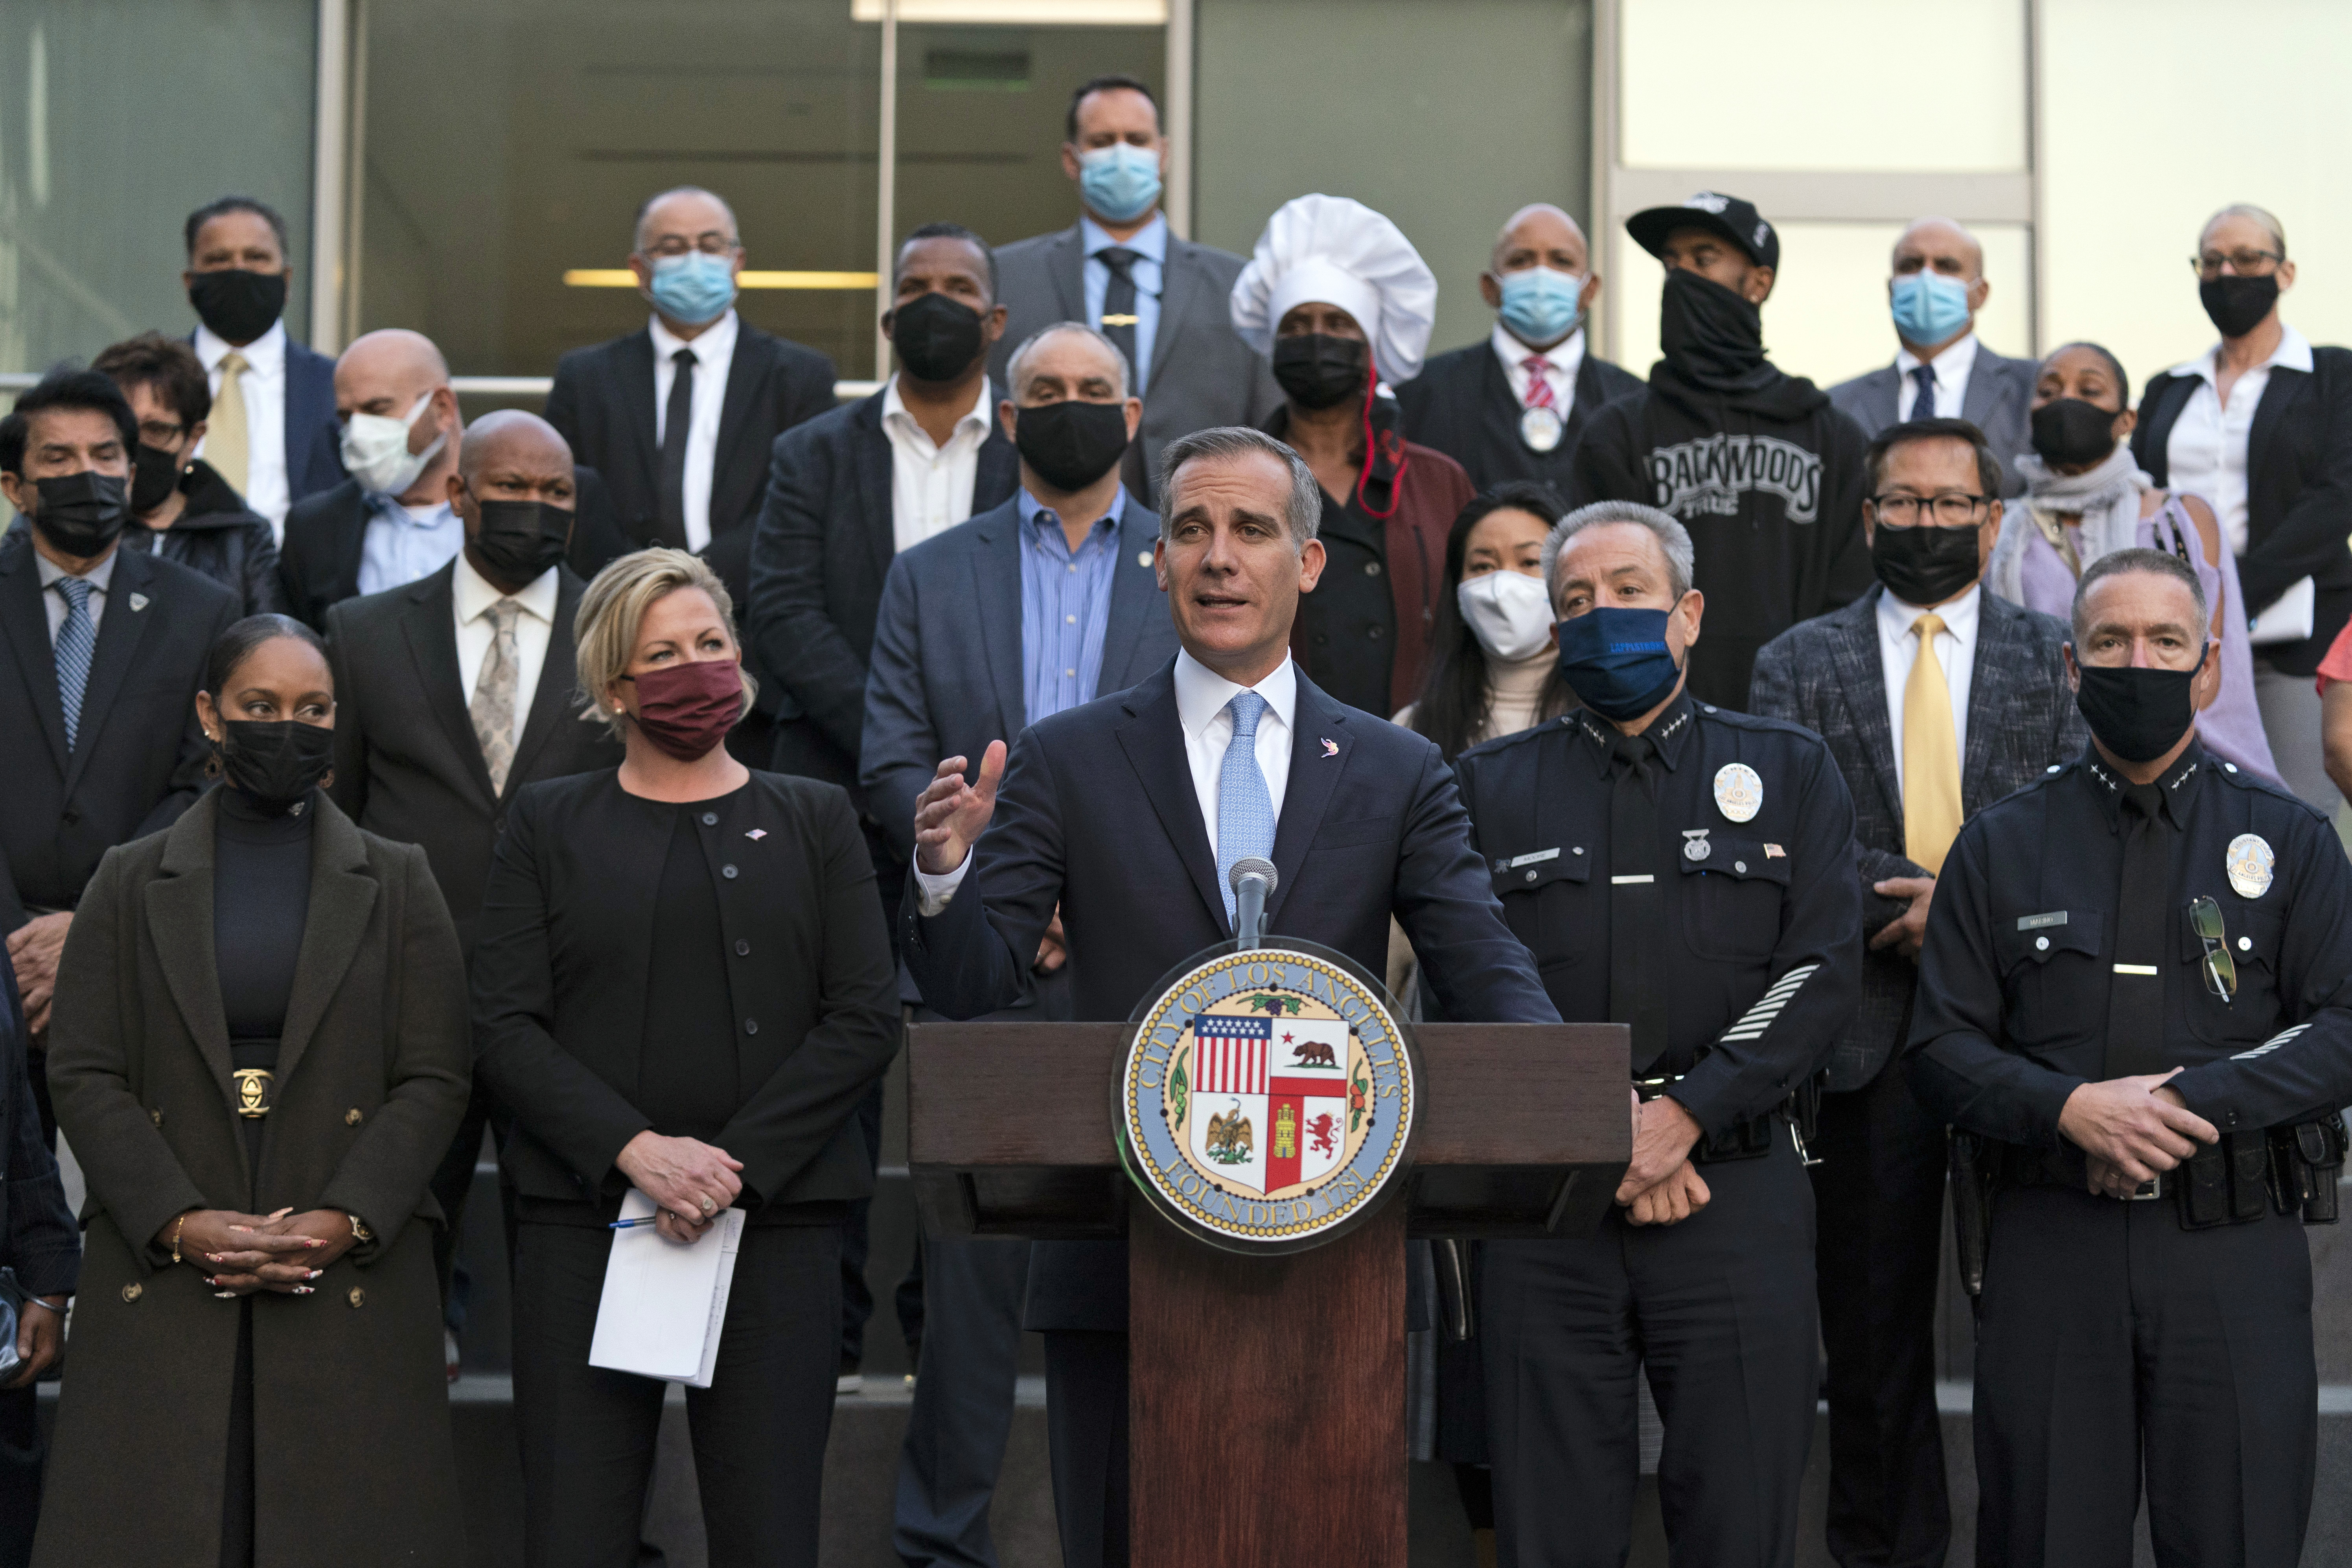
1542;499;1695;601
2200;202;2287;261
1005;322;1129;400
2070;547;2208;645
1155;426;1321;548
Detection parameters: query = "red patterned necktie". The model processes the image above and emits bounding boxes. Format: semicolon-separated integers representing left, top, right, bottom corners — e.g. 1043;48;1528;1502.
1521;355;1557;410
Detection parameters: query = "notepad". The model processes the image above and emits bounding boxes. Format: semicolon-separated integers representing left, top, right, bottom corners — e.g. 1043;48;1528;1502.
587;1188;745;1388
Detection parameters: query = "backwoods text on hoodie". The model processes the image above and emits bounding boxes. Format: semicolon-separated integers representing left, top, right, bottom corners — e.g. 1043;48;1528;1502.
1644;432;1823;523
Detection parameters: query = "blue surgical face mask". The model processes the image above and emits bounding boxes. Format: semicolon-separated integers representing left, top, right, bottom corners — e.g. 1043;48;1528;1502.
647;251;737;328
1077;143;1163;225
1497;266;1586;347
1890;269;1971;348
1555;603;1684;721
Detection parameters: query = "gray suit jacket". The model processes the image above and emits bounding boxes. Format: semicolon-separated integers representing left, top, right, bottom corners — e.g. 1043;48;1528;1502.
1749;584;2085;1090
1829;341;2038;497
987;223;1281;500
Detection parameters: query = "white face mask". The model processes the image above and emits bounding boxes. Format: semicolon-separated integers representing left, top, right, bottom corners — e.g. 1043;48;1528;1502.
1456;568;1557;663
340;391;447;496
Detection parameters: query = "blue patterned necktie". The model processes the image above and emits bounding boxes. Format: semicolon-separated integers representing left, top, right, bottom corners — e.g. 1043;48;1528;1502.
1910;363;1938;421
1215;690;1277;928
53;576;96;752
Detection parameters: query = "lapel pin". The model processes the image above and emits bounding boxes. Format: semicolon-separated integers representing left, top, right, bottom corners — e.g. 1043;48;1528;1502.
1136;550;1154;569
1320;738;1339;758
129;593;149;612
746;828;767;841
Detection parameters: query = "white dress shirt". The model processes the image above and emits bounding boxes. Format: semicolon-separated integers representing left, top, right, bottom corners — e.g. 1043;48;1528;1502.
1894;331;1980;423
452;551;559;756
1493;322;1586;414
1875;580;1980;795
35;548;116;641
882;374;994;553
2163;323;2313;557
194;317;290;533
915;648;1297;912
649;308;739;552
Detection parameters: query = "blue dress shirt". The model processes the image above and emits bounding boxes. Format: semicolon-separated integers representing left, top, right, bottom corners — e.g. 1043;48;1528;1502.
1081;213;1166;398
1018;484;1124;724
357;495;464;596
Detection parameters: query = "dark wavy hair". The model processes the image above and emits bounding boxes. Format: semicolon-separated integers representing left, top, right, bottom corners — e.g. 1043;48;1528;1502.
1403;481;1570;762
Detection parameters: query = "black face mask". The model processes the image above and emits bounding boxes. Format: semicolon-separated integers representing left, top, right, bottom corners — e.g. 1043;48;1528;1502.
218;719;335;812
131;443;185;515
2029;397;2120;468
890;293;987;383
2072;647;2206;764
1014;399;1131;492
187;268;288;345
468;498;573;585
1870;519;1982;607
1658;268;1774;393
28;471;131;558
2199;273;2280;340
1271;334;1368;410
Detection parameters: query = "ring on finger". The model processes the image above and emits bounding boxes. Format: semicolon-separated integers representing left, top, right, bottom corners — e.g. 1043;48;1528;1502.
699;1195;716;1215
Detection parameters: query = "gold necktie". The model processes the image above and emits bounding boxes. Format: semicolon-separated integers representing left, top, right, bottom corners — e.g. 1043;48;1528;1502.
471;600;523;797
208;351;251;497
1902;612;1964;874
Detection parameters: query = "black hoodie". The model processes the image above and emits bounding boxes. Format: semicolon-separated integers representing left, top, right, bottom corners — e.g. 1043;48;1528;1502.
1567;344;1873;713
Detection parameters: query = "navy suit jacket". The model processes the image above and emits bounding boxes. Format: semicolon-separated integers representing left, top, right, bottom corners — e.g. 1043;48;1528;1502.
186;328;344;504
902;659;1558;1329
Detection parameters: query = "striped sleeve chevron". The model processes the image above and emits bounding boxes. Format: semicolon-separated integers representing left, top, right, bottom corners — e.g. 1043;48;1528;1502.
1720;964;1820;1045
2232;1023;2311;1061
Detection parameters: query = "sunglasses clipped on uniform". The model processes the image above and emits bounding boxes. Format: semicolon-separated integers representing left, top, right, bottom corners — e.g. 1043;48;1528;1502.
2188;895;2236;1003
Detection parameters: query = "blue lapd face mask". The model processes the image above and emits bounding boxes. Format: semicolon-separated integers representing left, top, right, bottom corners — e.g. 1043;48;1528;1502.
1078;143;1163;225
1497;266;1586;346
1555;603;1684;721
1890;269;1971;347
647;251;737;327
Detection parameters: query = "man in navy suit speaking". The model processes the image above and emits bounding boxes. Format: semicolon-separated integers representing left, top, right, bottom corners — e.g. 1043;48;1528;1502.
902;424;1559;1568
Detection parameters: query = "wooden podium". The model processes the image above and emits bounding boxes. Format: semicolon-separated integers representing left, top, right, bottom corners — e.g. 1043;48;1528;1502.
908;1020;1629;1567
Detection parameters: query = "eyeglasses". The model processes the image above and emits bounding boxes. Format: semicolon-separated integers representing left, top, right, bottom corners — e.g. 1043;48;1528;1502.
640;233;740;259
1869;494;1989;527
2188;896;2236;1002
2190;249;2284;279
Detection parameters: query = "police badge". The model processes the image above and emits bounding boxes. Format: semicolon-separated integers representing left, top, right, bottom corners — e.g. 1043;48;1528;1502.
2226;833;2275;899
1714;762;1762;823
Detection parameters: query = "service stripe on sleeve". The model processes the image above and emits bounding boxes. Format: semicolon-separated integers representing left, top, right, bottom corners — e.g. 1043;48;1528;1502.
2232;1022;2310;1061
1719;963;1819;1044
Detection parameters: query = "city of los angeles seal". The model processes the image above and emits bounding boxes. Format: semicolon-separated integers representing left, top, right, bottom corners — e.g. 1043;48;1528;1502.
1119;946;1417;1252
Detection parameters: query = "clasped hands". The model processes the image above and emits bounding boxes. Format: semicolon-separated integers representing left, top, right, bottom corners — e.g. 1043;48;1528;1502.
2059;1068;2220;1200
618;1130;744;1243
158;1207;361;1296
1615;1089;1711;1226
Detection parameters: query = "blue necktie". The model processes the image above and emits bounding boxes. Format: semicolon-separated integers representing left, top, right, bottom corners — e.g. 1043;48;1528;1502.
1215;691;1277;928
53;576;95;753
1910;363;1938;422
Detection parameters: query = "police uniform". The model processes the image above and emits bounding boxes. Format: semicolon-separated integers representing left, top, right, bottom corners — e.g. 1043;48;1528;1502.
1906;740;2352;1567
1453;693;1862;1568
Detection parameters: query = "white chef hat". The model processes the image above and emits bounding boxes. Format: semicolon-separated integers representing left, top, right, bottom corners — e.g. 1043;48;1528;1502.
1229;193;1438;386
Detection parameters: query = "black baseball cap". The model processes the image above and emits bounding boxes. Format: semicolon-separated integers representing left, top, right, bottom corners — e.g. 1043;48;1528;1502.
1626;191;1779;271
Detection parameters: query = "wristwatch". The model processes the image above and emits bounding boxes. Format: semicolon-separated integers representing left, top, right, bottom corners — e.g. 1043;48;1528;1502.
346;1213;373;1244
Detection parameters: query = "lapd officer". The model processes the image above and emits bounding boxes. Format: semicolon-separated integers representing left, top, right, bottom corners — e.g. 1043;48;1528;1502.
1906;545;2352;1568
1454;499;1862;1568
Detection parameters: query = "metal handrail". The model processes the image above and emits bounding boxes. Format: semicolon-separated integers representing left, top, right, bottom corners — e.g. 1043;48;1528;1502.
0;371;882;401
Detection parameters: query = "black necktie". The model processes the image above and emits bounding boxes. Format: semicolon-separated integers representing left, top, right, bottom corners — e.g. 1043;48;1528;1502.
1098;248;1141;389
2102;782;2174;1079
1608;733;1671;1075
657;346;696;548
1910;363;1937;423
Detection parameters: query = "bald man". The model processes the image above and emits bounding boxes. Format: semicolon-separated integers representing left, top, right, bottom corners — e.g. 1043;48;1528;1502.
324;406;626;1369
1399;204;1643;493
1829;217;2035;497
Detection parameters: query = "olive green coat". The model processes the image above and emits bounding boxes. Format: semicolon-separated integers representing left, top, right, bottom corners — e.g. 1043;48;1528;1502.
35;791;471;1567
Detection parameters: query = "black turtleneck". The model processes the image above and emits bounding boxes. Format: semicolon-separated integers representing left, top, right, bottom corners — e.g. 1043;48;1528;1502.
213;786;315;1044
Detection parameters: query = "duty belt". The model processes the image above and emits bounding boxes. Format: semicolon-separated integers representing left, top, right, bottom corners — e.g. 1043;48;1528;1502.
1633;1067;1822;1167
1984;1113;2346;1230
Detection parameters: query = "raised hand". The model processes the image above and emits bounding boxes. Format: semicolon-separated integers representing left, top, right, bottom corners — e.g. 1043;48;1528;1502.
913;740;1007;876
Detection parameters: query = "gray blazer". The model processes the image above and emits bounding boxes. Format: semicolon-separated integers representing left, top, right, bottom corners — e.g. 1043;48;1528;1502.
1749;585;2085;1090
1829;341;2038;497
987;223;1282;500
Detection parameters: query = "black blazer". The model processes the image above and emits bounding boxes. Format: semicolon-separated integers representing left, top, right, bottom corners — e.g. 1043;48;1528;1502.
278;468;630;634
1397;338;1644;494
746;390;1020;795
1;960;76;1297
544;322;837;547
2135;342;2352;674
0;532;237;922
903;659;1559;1329
323;559;624;957
114;460;288;617
470;769;900;1213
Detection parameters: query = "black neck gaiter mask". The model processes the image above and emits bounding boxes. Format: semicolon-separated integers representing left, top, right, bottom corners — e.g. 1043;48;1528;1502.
1658;268;1777;395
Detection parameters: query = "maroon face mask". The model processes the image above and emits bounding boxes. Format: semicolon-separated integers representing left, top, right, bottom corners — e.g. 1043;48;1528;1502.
624;658;743;760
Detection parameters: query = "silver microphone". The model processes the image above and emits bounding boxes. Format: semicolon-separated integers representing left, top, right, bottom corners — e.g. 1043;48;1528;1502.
1228;857;1277;949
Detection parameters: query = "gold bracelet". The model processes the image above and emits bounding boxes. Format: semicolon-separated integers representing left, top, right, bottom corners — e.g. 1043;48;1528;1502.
170;1214;188;1266
346;1213;372;1244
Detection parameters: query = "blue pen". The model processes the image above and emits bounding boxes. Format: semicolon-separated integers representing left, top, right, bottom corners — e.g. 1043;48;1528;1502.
608;1216;660;1230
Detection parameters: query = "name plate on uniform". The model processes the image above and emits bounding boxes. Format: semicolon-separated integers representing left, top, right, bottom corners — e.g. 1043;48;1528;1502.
2017;911;2068;931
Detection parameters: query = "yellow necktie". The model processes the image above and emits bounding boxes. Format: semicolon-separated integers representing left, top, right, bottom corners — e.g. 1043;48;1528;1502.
1902;613;1964;875
208;351;251;497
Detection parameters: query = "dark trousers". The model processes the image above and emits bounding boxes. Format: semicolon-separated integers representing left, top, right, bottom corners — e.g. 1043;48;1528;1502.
1812;1062;1951;1568
0;1383;39;1568
511;1219;844;1568
893;1236;1032;1567
1483;1131;1819;1568
1040;1331;1130;1568
427;1078;508;1334
1972;1183;2315;1568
